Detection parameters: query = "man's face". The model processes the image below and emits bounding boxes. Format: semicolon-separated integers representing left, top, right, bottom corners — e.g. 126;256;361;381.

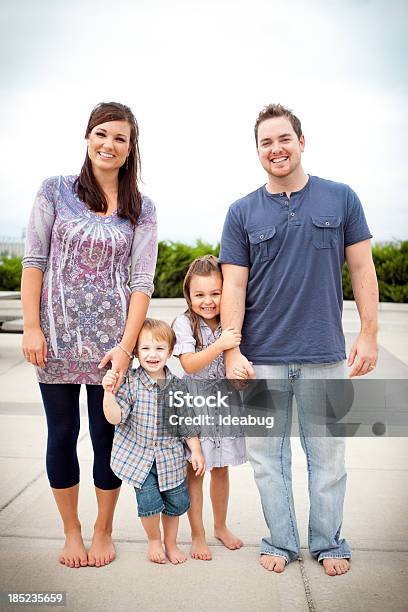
256;116;305;180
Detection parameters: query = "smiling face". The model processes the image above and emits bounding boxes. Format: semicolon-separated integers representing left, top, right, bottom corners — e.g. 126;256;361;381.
189;272;222;326
87;120;131;174
136;329;172;380
257;116;305;182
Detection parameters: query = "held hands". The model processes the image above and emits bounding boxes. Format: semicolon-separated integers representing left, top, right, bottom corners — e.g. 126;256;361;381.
190;451;206;477
98;345;131;392
348;331;378;378
102;369;119;393
218;326;242;351
22;327;48;368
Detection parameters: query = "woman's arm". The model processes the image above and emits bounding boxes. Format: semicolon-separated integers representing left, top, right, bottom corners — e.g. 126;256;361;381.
21;178;56;368
99;196;158;391
21;268;48;367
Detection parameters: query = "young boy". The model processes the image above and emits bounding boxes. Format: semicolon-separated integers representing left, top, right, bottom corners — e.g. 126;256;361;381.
102;318;205;565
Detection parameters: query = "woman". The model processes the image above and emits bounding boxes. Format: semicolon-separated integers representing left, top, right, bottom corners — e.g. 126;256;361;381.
21;102;157;568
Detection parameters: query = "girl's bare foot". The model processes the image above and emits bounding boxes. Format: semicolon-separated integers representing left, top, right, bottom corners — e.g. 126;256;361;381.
214;526;243;550
165;543;187;564
147;539;167;564
322;558;350;576
260;555;286;573
87;530;116;567
190;536;212;560
59;528;88;568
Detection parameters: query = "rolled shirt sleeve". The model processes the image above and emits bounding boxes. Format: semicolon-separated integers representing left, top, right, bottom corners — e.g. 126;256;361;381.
115;373;134;424
172;314;196;357
22;177;57;271
129;195;158;296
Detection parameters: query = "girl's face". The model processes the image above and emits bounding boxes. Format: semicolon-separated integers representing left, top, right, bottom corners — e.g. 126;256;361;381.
87;120;131;174
189;272;222;323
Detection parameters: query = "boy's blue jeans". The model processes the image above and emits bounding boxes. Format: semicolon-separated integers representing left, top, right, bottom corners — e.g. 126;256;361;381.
246;361;351;564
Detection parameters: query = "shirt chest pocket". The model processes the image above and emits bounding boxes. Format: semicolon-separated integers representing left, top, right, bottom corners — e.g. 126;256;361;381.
248;226;277;262
311;216;341;249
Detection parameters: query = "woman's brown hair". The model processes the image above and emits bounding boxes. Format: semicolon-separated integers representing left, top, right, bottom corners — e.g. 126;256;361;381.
182;255;222;349
75;102;142;225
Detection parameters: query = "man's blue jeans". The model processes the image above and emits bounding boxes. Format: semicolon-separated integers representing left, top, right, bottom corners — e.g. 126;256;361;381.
246;361;351;564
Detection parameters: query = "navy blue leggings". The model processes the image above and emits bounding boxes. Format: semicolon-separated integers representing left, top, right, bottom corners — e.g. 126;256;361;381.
39;383;121;490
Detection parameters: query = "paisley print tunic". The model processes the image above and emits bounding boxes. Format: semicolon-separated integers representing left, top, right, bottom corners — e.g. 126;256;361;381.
23;175;158;384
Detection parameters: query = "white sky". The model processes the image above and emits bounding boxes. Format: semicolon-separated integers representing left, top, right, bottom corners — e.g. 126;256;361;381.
1;0;407;244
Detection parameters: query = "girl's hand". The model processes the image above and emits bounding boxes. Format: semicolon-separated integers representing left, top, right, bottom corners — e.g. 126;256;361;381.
219;327;241;351
22;326;48;368
191;451;206;477
102;370;118;393
98;345;131;392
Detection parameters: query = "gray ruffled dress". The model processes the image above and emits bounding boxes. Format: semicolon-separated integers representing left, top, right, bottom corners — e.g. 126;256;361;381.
173;313;247;470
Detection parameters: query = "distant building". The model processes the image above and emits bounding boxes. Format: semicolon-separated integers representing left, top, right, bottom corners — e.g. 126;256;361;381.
0;235;25;258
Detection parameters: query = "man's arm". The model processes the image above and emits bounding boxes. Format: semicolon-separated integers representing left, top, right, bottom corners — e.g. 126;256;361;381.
220;264;255;378
345;239;379;377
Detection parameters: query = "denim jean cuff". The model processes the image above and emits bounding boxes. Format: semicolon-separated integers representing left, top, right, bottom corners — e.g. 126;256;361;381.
318;553;351;562
137;505;165;517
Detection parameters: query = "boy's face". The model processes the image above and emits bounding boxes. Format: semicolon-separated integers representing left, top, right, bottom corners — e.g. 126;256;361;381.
136;329;172;376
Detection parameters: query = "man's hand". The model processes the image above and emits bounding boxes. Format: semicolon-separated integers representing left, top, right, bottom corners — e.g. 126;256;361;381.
348;332;378;377
225;349;255;381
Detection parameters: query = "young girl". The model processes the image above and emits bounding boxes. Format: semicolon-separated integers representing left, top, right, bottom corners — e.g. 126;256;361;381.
172;254;247;561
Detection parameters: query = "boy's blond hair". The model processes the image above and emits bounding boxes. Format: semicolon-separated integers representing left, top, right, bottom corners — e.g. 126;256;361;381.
136;318;176;352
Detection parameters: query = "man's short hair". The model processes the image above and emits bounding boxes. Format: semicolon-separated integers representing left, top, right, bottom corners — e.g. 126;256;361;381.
254;104;302;144
137;318;176;352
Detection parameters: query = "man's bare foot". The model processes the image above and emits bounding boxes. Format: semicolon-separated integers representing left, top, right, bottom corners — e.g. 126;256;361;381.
165;543;187;564
147;539;167;564
260;555;286;573
190;536;212;560
214;526;243;550
59;529;88;568
87;530;116;568
322;558;350;576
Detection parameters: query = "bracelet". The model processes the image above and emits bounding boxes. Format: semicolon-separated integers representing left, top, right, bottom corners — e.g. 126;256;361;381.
117;343;133;358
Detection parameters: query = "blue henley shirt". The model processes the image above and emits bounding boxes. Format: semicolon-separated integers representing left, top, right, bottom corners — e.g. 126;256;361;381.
218;175;372;364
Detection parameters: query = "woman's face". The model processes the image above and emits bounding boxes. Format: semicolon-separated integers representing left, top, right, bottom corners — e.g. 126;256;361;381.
87;120;131;174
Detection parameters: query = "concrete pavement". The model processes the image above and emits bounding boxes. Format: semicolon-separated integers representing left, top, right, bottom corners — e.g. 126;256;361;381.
0;299;407;611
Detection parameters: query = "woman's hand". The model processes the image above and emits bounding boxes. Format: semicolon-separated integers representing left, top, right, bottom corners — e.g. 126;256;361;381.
218;327;242;351
98;346;131;392
22;326;48;368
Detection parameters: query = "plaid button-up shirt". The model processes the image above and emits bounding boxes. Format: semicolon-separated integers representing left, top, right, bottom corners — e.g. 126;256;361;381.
111;366;198;491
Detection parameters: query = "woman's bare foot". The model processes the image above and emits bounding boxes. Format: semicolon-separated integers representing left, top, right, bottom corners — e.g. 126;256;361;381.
322;558;350;576
165;543;187;564
147;539;167;564
260;555;286;573
87;529;116;567
190;535;212;560
59;528;88;568
214;526;243;550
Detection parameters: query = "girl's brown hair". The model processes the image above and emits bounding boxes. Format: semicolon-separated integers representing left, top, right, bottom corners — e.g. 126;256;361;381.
75;102;142;225
182;255;222;349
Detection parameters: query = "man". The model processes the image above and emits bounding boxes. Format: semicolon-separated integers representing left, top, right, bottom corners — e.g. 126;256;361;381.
218;104;378;576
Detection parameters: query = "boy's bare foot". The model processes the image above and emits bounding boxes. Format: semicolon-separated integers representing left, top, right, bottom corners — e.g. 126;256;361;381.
147;539;167;564
87;530;116;567
214;526;243;550
190;536;212;560
322;558;350;576
59;529;88;568
260;555;286;573
165;543;187;564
